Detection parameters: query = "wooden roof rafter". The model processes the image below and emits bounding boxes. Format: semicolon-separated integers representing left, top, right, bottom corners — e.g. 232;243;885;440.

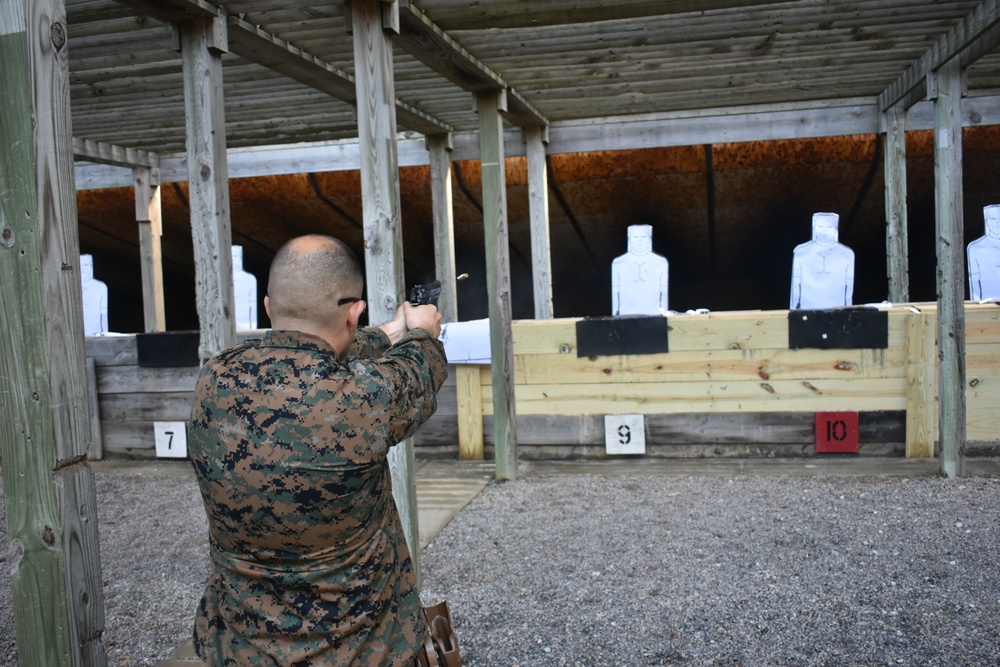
115;0;217;24
112;0;453;135
879;0;1000;110
413;0;802;31
226;16;452;135
395;0;548;128
72;137;159;170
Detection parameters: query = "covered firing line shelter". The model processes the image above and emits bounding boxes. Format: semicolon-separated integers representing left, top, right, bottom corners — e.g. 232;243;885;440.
3;1;1000;664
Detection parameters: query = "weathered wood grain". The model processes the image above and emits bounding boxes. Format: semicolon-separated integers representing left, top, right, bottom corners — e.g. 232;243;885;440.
98;391;195;422
96;365;199;394
933;57;968;478
478;90;518;479
420;0;801;31
85;357;103;461
525;126;553;320
1;0;106;663
456;365;484;460
427;133;458;323
514;347;904;386
55;464;106;661
883;105;910;302
967;374;1000;441
905;310;937;458
180;16;236;362
879;0;1000;109
134;167;166;332
483;378;908;416
85;335;138;366
511;310;908;355
350;0;419;575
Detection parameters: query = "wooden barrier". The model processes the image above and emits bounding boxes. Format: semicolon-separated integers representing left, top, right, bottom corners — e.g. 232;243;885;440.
460;303;999;459
83;304;999;460
84;333;462;458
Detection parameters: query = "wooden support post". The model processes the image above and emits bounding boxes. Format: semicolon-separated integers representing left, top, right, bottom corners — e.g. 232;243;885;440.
931;58;967;477
904;309;936;457
427;133;458;323
85;357;104;461
524;126;553;320
882;105;910;302
348;0;420;579
477;90;519;481
456;365;485;459
0;2;107;665
133;167;166;332
179;16;235;361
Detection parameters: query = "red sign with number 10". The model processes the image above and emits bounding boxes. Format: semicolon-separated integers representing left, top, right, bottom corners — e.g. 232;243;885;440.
815;411;859;453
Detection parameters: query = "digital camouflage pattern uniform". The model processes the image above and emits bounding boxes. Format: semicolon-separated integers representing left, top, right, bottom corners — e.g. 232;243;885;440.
187;326;448;666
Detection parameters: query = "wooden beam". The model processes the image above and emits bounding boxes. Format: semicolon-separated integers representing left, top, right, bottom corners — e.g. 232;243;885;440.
478;90;519;481
112;3;452;134
0;1;107;665
426;133;458;323
905;309;936;458
225;16;451;135
133;167;166;332
112;0;218;23
882;106;909;303
524;126;553;320
421;0;800;30
505;87;548;131
74;95;1000;189
180;17;236;360
397;0;502;92
72;137;158;169
932;57;967;478
349;0;421;580
879;0;1000;110
85;357;104;460
396;0;548;128
456;365;484;459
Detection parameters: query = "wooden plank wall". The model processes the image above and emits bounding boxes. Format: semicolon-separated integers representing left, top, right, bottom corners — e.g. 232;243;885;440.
465;304;999;459
84;333;461;458
83;304;998;459
965;304;1000;448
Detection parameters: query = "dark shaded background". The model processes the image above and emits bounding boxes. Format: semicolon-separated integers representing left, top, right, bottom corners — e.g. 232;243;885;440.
76;126;1000;332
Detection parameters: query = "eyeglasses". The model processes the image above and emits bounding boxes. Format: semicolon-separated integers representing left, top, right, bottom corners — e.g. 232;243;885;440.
337;296;366;315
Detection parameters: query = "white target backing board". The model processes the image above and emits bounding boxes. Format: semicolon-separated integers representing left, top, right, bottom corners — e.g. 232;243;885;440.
154;421;188;458
604;414;646;455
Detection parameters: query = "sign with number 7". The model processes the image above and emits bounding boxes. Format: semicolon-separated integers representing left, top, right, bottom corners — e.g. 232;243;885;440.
154;421;188;458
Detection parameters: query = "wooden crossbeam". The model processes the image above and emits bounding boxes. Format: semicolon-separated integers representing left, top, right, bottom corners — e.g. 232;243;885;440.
227;17;451;135
72;137;159;170
879;0;1000;111
421;0;801;31
110;3;451;134
113;0;217;23
397;0;548;128
226;17;356;99
397;0;503;92
506;87;547;129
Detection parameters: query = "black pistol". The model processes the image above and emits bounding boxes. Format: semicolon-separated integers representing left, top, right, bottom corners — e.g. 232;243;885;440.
409;280;442;307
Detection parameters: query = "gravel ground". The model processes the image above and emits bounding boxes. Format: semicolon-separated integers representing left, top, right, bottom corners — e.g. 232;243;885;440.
2;463;1000;666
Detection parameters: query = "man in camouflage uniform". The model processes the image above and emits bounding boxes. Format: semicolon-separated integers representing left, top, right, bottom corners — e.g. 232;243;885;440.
187;234;447;666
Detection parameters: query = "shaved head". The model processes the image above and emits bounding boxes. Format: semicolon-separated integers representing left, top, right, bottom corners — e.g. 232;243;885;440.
266;235;363;328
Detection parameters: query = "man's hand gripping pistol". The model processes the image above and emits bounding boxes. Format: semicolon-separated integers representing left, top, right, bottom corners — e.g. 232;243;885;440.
408;280;442;307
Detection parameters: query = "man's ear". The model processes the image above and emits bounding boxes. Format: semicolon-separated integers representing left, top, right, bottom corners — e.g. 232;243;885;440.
263;295;271;319
346;299;366;329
